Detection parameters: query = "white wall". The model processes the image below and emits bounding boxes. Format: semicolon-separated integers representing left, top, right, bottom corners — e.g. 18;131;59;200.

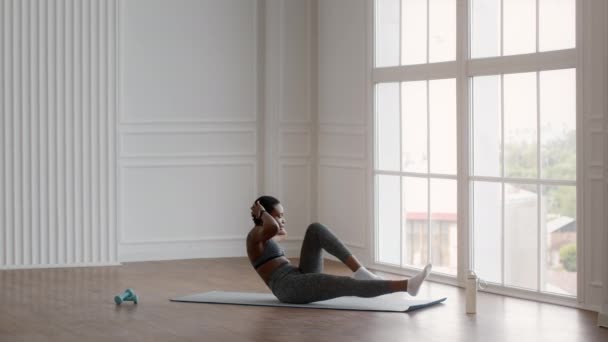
0;0;119;268
264;0;316;254
580;0;608;323
317;0;372;264
118;0;315;261
0;0;315;266
118;0;259;261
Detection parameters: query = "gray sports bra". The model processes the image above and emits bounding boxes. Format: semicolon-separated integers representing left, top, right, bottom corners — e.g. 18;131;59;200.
252;239;285;269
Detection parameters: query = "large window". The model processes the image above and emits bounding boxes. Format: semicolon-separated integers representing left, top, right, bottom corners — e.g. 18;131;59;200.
374;0;577;297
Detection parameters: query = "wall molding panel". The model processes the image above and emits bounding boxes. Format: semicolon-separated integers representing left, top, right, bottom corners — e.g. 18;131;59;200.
578;0;608;317
600;0;608;325
117;158;257;258
120;118;258;125
278;0;312;125
264;0;315;247
318;131;366;160
120;128;257;158
317;163;368;249
279;127;311;158
117;0;262;262
278;160;311;238
119;0;258;124
317;0;367;127
0;0;118;268
316;0;371;267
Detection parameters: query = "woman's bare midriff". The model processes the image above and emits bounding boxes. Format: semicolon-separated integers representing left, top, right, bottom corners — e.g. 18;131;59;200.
255;256;291;285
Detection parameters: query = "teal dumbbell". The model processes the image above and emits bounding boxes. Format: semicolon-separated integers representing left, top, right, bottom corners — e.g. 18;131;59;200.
114;288;139;305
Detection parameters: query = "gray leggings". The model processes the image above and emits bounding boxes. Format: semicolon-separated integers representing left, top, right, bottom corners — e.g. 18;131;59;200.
268;223;399;304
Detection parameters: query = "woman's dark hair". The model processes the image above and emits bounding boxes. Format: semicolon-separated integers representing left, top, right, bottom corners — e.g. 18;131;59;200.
252;195;280;225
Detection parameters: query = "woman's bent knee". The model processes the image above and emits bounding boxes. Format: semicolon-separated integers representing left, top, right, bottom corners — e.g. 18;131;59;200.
306;222;326;234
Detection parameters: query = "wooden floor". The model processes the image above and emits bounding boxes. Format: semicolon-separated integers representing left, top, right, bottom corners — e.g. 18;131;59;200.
1;258;606;342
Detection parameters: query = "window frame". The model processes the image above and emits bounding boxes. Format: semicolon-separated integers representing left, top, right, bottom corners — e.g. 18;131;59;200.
369;0;582;307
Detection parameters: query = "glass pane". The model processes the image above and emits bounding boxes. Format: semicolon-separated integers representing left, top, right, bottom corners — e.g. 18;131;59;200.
402;81;428;173
402;177;428;268
429;79;456;175
503;0;536;56
470;0;501;58
541;185;576;296
429;0;456;62
540;69;576;180
473;181;502;284
378;175;401;265
504;72;537;178
376;83;400;171
505;183;538;290
430;178;457;275
539;0;575;52
375;0;400;67
402;0;427;65
472;75;502;177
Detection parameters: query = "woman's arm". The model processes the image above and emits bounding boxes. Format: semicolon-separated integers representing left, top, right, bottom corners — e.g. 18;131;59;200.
259;211;280;241
272;227;287;242
251;201;280;242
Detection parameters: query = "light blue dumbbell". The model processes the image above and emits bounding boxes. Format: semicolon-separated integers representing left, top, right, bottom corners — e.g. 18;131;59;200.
114;288;139;305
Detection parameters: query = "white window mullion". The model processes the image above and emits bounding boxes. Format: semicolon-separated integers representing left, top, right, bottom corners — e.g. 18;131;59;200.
426;0;430;64
501;73;505;286
536;71;542;293
374;175;379;262
426;79;431;267
535;0;539;53
470;175;576;187
500;0;504;56
468;50;576;77
501;182;505;286
457;0;470;283
399;81;403;267
469;79;474;179
574;0;584;302
373;51;576;83
376;169;458;180
468;77;475;275
374;85;380;263
537;182;542;292
398;0;402;65
373;61;458;83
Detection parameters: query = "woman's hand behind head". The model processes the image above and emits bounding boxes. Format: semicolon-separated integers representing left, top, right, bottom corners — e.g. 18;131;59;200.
251;201;265;220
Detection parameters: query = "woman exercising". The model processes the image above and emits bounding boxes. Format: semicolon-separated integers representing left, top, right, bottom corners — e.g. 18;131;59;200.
247;195;432;304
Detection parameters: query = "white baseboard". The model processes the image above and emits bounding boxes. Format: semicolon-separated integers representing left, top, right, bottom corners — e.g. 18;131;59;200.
0;262;121;270
599;310;608;328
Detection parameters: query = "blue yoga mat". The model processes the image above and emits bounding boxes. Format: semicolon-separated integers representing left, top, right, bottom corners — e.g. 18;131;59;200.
171;291;446;312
